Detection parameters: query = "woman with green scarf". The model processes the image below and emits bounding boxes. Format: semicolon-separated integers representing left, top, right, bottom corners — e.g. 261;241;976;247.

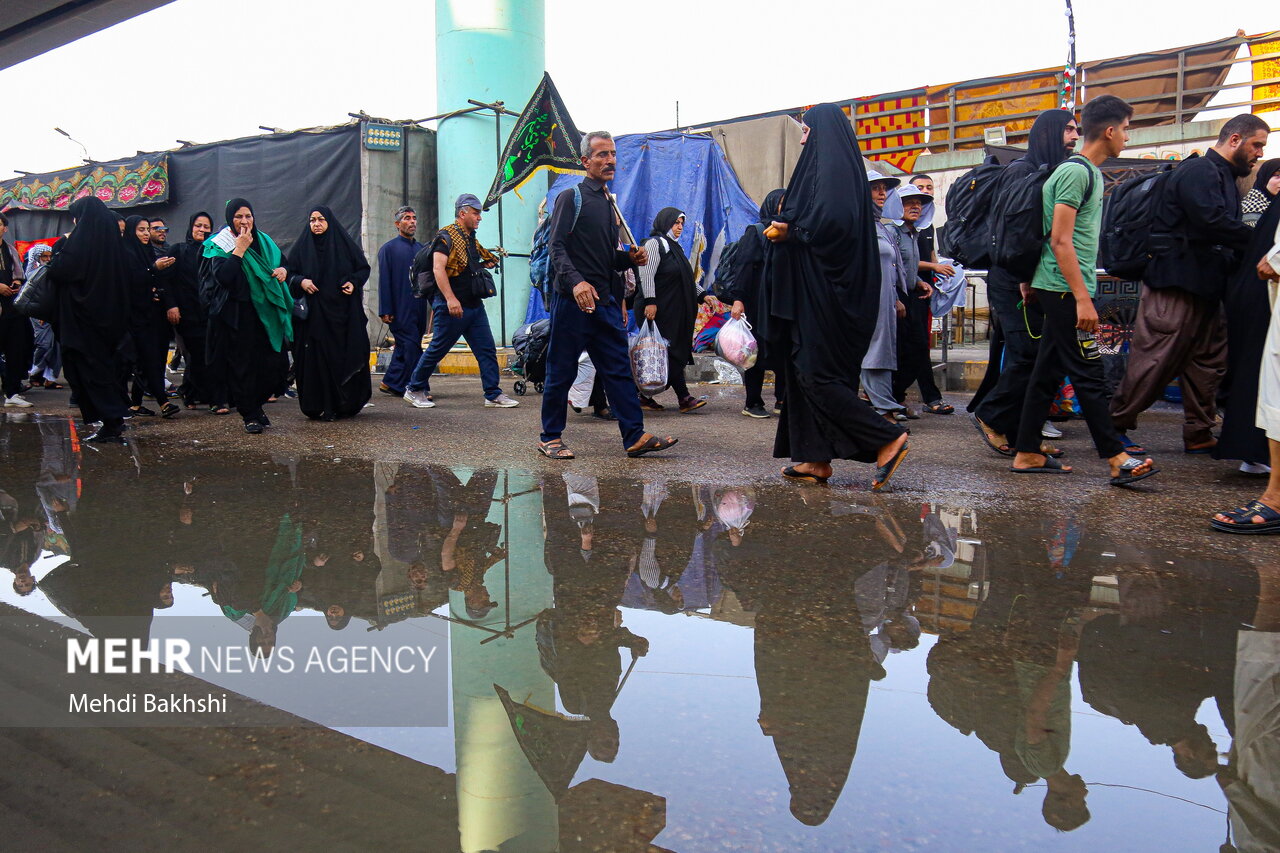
203;198;292;433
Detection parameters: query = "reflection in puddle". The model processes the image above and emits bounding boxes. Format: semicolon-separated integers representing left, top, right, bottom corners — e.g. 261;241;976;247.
1;414;1278;851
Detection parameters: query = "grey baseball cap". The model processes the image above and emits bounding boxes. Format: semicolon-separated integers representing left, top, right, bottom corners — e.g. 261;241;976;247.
455;193;482;213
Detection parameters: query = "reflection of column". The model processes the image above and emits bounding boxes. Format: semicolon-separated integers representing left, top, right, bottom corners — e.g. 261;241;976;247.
451;470;556;853
372;461;404;601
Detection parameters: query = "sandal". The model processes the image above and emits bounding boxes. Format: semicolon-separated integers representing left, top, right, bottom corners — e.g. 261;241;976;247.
1211;499;1280;534
210;405;231;416
679;396;707;413
872;441;909;492
537;439;575;460
639;396;664;412
924;401;955;415
1040;442;1065;459
1109;457;1159;487
1184;439;1217;455
782;465;829;484
160;402;180;419
1011;455;1071;474
970;413;1013;457
626;433;678;458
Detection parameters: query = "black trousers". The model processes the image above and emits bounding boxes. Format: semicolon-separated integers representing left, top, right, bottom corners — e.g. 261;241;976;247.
180;334;214;405
0;304;35;397
744;358;785;410
128;321;171;406
892;293;942;405
1015;290;1123;458
976;284;1044;438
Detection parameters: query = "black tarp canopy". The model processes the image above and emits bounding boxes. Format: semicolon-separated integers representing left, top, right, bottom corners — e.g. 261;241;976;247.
3;125;362;254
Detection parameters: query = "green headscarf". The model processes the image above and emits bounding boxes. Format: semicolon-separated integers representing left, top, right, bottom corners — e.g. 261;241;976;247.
203;198;292;351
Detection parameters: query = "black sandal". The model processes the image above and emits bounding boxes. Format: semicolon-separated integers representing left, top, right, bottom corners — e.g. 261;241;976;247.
924;401;955;415
782;465;829;484
872;441;909;491
626;433;678;458
538;439;575;460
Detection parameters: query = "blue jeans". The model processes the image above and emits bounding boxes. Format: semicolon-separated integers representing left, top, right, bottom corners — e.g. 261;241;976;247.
407;297;501;399
540;292;645;447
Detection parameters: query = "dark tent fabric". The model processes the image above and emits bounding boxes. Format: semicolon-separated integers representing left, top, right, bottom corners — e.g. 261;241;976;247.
3;126;362;256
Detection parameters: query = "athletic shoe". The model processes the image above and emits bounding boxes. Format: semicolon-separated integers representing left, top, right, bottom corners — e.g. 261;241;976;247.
1241;462;1272;475
244;421;264;435
404;390;436;408
4;395;33;408
485;393;520;408
1041;421;1063;439
742;405;769;418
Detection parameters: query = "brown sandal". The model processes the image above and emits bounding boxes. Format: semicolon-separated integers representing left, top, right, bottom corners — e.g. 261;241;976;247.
626;433;679;458
537;439;575;460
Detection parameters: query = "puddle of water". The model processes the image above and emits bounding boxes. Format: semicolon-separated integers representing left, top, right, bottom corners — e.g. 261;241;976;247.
0;414;1275;852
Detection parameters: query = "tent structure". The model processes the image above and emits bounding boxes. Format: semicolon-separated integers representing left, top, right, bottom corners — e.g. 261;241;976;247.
526;132;759;323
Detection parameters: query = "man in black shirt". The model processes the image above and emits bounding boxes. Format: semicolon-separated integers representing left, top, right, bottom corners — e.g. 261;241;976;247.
538;131;678;459
403;194;518;408
1110;114;1268;452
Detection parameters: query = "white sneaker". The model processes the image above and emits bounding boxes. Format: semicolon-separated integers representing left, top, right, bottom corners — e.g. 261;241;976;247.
4;395;33;408
403;390;435;409
485;394;520;408
1240;462;1272;475
1040;421;1063;439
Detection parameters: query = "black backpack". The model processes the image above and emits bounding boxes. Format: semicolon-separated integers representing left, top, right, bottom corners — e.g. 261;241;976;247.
1098;161;1179;280
710;224;762;302
992;155;1095;282
409;244;436;300
940;159;1004;268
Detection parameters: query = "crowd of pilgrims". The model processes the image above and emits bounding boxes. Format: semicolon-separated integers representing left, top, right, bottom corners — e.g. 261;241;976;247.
14;196;372;442
2;417;1277;840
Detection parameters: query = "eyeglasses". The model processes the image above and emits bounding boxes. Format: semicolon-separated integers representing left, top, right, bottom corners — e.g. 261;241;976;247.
152;226;169;232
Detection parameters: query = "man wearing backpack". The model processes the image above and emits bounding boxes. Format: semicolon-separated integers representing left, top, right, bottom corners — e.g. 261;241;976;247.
1109;114;1269;453
971;110;1080;453
1011;95;1158;486
402;194;520;410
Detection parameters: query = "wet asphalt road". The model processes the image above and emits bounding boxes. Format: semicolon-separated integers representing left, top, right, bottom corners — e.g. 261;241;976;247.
9;376;1280;559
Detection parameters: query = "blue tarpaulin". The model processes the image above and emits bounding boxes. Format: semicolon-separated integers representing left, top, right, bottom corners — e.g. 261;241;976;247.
525;132;759;323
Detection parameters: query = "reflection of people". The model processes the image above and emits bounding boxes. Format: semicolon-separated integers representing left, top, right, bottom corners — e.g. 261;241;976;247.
1220;561;1280;851
430;467;502;619
213;514;305;658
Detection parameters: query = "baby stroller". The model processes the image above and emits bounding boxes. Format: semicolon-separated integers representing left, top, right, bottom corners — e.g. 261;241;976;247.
511;318;551;395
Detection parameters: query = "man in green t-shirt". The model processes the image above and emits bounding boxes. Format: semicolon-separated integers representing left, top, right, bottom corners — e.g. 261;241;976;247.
1011;95;1159;487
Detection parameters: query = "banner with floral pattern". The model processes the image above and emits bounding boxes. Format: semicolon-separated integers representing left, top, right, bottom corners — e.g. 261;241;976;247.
0;154;169;211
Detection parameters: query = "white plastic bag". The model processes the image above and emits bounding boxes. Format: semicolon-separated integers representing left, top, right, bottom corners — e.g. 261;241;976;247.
713;487;756;533
569;352;596;409
629;318;670;395
715;315;759;369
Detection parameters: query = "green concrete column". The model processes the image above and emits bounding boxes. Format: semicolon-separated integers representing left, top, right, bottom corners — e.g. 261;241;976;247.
436;0;546;344
449;470;557;852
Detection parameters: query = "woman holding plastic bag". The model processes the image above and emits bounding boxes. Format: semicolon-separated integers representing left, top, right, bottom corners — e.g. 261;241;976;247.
764;104;909;490
636;208;716;413
725;189;786;418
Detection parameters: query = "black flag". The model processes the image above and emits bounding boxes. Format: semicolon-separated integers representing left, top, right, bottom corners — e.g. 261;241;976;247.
483;73;584;211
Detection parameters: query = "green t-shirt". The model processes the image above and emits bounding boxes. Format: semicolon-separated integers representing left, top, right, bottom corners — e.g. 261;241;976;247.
1032;156;1102;296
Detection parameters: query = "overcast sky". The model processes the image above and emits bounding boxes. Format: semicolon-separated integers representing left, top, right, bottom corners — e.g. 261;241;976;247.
1;0;1276;180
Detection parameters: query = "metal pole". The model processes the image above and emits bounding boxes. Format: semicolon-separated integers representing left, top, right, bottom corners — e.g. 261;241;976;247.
494;104;507;344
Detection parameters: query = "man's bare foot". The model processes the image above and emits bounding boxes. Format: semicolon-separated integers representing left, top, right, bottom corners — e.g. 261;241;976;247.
875;433;908;468
790;461;833;480
1013;451;1074;472
1107;452;1153;479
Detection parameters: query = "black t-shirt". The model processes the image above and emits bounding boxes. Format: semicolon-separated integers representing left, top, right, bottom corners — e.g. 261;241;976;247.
431;230;483;309
917;225;935;268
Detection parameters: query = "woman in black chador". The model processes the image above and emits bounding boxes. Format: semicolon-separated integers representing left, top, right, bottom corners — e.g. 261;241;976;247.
1216;187;1280;473
286;206;372;421
120;214;179;418
636;207;715;413
45;197;132;442
765;103;908;488
203;198;291;434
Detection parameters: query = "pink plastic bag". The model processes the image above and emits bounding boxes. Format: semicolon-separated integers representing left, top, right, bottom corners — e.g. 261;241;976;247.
715;316;759;369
